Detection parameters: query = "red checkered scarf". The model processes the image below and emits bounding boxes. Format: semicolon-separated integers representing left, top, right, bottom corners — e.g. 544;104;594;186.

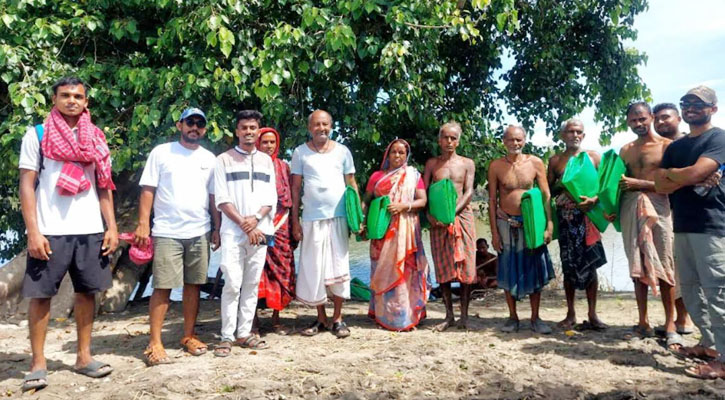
41;107;116;195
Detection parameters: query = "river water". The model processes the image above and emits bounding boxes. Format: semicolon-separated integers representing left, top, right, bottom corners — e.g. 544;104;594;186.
147;218;633;301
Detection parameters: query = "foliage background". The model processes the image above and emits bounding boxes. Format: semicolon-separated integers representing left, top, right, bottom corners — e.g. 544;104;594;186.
0;0;648;258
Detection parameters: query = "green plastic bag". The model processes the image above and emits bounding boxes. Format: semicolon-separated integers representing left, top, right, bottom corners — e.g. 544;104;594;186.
521;187;546;249
345;185;363;232
367;195;392;240
350;277;371;301
428;179;457;225
561;152;609;232
597;149;626;232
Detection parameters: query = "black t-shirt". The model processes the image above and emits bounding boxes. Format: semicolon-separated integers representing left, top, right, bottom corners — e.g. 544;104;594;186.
660;127;725;234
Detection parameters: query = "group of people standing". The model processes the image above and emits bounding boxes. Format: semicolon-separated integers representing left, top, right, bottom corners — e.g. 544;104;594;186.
487;85;725;379
15;77;725;392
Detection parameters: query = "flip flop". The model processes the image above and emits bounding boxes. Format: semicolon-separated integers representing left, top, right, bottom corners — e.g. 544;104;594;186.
74;360;113;378
237;335;270;350
677;325;694;335
22;370;48;392
670;345;718;362
625;325;654;339
331;321;351;338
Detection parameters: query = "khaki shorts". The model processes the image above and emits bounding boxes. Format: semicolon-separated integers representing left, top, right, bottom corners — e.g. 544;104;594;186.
152;233;210;289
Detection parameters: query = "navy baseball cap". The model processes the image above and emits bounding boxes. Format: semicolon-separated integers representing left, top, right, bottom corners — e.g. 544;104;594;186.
179;107;207;122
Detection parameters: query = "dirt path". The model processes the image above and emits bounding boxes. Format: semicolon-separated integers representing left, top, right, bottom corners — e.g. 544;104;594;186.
1;291;723;399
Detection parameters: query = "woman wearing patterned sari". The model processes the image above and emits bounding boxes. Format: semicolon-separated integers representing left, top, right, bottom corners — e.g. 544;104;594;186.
363;139;429;331
254;127;296;334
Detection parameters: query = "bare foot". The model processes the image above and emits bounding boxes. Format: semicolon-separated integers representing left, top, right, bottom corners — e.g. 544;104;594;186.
456;317;469;330
433;318;455;332
557;316;576;330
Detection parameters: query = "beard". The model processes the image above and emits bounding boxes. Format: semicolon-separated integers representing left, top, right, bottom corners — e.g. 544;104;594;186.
182;132;201;143
683;113;712;126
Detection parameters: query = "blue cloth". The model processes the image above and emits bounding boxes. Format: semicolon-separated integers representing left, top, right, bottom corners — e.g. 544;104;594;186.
496;217;555;301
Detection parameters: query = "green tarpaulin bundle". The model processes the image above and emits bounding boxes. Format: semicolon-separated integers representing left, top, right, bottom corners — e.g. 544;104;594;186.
367;195;392;240
350;277;371;301
345;185;363;232
597;149;627;232
428;178;457;225
521;187;547;249
561;152;610;232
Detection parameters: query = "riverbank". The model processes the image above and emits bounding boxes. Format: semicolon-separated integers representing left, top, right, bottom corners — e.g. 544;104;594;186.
1;291;722;399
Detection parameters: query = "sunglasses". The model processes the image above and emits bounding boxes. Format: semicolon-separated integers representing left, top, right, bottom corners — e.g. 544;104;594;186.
680;101;714;110
184;118;207;128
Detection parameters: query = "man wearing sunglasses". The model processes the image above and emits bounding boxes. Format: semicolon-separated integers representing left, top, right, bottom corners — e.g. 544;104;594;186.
134;107;221;366
656;86;725;379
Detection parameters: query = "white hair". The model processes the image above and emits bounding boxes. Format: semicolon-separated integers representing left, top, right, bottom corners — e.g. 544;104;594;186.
503;124;526;138
439;121;462;138
560;118;584;133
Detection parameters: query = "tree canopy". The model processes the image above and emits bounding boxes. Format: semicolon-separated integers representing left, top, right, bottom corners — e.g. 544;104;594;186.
0;0;649;258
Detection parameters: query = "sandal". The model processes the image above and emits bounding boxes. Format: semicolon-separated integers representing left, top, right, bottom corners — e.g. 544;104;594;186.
236;335;270;350
144;344;172;366
300;320;327;337
331;321;351;338
671;345;719;362
665;332;684;350
180;335;208;356
22;370;48;392
74;360;113;378
213;341;232;358
684;361;725;380
273;324;290;336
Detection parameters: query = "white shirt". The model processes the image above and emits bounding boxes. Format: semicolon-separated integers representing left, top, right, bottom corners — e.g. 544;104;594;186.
214;147;277;238
18;126;105;235
139;141;216;239
290;142;355;221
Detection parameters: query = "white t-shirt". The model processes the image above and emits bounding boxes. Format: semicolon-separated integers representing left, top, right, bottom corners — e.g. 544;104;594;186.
18;126;104;235
214;147;277;238
290;142;355;221
139;141;216;239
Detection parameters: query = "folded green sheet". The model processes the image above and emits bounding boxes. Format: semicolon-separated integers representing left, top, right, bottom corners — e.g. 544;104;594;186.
561;152;609;232
521;187;546;249
428;179;457;225
597;149;626;232
366;195;392;240
345;185;363;232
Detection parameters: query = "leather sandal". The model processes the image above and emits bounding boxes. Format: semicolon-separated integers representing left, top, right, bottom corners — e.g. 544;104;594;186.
144;344;171;366
180;335;208;356
301;320;327;336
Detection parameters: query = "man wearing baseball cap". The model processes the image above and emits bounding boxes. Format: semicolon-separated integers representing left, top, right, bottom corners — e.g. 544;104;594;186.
656;86;725;379
134;107;221;365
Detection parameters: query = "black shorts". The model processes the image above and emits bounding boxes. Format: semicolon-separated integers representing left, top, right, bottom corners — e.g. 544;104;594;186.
22;233;112;298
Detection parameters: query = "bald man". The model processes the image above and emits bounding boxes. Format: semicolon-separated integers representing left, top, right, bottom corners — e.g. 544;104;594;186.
488;125;555;334
290;110;360;339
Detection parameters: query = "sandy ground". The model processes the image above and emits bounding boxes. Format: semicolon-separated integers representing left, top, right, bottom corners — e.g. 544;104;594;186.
1;290;724;400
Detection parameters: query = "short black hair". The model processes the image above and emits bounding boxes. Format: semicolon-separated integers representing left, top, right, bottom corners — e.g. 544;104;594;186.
626;101;652;117
653;103;679;115
52;77;86;95
476;238;488;246
236;109;263;127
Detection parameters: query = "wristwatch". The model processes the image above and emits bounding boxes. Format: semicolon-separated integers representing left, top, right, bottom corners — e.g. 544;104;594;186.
254;212;263;221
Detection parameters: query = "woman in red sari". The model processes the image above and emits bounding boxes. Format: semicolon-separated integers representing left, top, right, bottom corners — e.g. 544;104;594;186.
363;139;429;331
255;127;296;333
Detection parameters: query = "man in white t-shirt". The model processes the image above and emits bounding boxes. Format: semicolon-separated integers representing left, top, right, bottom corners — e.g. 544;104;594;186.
291;110;360;339
211;109;277;356
134;107;220;365
18;77;118;391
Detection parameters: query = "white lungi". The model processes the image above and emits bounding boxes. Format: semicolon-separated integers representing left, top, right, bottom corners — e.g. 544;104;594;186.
220;234;267;341
296;217;351;305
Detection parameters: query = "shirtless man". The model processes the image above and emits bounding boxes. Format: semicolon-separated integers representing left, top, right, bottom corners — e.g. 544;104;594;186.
488;125;555;334
423;122;476;331
547;118;608;331
653;102;694;335
618;102;679;346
